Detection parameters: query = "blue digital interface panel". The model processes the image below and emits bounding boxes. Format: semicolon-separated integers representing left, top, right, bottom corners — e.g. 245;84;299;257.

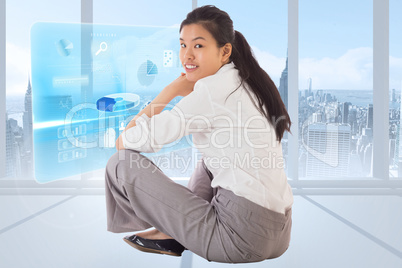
31;22;184;183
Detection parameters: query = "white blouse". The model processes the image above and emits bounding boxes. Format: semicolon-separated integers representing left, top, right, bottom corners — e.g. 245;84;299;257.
122;62;294;214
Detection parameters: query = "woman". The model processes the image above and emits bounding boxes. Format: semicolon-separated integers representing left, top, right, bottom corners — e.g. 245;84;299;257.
105;5;293;264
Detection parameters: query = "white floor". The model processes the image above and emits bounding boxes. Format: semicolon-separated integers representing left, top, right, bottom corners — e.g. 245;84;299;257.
1;189;402;268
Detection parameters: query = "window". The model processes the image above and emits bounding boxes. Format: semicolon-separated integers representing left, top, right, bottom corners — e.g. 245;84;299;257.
5;0;81;180
299;0;373;179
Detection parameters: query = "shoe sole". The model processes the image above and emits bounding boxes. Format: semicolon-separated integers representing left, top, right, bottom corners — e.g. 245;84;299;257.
123;237;182;257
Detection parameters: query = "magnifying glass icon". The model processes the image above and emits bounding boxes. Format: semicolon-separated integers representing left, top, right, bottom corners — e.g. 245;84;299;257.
96;42;108;56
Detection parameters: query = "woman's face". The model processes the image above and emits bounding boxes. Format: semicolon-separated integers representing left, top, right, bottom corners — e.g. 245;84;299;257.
180;23;231;82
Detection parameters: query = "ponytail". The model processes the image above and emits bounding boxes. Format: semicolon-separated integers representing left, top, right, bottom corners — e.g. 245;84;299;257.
227;30;292;142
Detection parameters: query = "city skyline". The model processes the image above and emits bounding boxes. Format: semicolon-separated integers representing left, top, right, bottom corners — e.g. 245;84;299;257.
6;56;402;179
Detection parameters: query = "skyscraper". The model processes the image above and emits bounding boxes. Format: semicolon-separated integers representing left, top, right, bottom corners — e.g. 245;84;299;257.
22;77;33;177
278;54;288;112
392;88;396;103
6;113;16;177
305;123;351;178
312;112;323;123
366;104;373;129
363;143;373;176
348;108;357;134
341;102;350;124
315;90;323;102
6;113;21;177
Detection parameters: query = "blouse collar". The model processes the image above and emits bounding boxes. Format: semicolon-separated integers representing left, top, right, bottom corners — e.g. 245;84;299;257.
217;61;235;74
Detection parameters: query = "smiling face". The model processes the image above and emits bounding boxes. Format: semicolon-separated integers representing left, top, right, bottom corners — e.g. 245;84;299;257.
179;23;232;82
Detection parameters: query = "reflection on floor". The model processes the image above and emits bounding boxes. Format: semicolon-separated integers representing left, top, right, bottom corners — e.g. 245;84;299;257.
1;189;402;268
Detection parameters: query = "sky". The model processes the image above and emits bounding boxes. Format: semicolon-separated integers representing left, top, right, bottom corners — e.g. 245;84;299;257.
5;0;402;98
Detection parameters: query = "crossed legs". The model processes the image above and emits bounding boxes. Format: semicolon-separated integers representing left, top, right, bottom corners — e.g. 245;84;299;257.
105;149;228;261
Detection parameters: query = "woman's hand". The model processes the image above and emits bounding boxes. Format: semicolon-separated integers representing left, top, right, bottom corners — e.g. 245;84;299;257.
165;72;196;97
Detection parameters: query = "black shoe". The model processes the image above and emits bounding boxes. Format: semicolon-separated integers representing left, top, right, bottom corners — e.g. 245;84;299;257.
123;234;186;257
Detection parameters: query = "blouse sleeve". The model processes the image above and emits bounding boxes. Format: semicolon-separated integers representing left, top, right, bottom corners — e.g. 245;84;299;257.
121;80;215;153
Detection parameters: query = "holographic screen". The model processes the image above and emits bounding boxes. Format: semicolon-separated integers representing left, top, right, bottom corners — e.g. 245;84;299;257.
31;22;184;183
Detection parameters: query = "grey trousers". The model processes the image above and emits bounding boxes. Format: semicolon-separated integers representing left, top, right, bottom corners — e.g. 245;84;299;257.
105;149;292;263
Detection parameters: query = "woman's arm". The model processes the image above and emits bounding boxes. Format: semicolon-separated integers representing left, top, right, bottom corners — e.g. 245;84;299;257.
115;73;195;150
115;86;176;150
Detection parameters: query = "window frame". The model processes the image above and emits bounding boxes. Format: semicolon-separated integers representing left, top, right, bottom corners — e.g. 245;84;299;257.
0;0;6;179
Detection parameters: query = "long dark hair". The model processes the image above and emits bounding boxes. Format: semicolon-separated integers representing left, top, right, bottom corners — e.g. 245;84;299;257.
180;5;292;142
